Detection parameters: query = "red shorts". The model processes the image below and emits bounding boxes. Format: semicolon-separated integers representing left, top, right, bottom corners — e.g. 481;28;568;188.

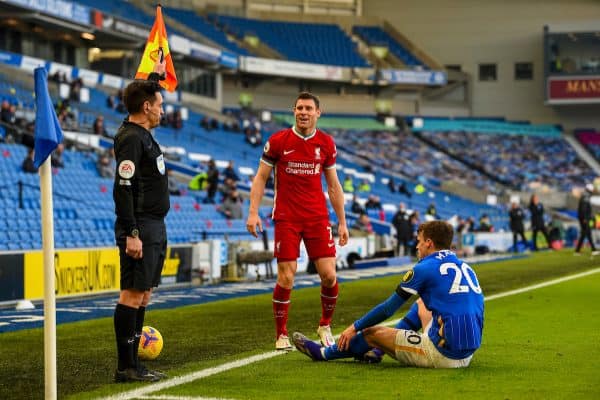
274;219;336;261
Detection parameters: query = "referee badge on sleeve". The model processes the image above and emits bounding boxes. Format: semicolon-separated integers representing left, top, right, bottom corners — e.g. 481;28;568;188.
156;154;166;175
118;160;135;179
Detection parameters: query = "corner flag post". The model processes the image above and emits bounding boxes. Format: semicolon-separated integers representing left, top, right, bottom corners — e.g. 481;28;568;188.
33;66;64;400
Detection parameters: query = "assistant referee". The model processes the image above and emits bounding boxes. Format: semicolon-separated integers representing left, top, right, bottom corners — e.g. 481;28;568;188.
112;59;170;383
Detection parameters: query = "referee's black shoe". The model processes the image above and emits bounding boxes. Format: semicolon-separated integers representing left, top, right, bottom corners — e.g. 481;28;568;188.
114;367;160;383
139;364;168;379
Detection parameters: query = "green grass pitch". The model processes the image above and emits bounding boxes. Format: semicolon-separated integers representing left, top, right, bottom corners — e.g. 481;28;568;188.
1;250;599;399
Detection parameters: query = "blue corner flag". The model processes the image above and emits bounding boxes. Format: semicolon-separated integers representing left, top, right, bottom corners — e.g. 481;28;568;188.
33;67;63;169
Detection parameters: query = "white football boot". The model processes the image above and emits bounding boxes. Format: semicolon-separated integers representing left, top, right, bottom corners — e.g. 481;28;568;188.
275;334;294;351
317;325;335;347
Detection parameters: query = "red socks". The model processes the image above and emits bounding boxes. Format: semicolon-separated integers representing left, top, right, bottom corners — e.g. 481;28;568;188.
319;281;338;327
273;280;338;337
273;283;291;337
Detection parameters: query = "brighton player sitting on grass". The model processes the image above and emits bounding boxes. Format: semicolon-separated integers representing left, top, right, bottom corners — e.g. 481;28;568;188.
293;220;484;368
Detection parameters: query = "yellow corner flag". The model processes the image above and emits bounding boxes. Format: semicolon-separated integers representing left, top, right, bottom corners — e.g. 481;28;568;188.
135;5;178;92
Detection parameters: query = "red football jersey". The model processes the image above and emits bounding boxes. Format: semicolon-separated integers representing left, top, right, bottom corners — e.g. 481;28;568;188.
261;127;337;222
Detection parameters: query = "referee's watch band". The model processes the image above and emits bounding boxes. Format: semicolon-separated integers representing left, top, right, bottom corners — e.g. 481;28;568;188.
129;228;140;238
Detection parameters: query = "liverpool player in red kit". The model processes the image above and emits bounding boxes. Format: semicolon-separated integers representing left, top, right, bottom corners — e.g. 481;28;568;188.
246;92;349;351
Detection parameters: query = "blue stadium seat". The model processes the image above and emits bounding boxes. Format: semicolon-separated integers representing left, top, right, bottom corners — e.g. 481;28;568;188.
353;26;424;68
212;14;369;67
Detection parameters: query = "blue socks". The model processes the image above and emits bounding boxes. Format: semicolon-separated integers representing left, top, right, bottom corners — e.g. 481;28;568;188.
324;331;370;360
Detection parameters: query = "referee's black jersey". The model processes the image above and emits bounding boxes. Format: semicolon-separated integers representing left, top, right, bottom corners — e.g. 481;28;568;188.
113;121;169;233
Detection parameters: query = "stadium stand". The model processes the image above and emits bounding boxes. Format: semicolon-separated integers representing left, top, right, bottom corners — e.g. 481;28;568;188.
0;5;596;255
9;52;595;248
212;14;370;67
353;26;424;68
162;6;251;56
416;129;597;192
333;129;499;193
0;139;266;250
75;0;195;38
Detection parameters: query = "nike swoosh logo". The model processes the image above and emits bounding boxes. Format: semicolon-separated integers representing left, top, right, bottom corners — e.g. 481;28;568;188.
328;243;335;247
283;150;295;155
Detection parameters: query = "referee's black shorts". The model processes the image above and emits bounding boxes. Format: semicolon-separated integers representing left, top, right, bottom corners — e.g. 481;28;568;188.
115;217;167;291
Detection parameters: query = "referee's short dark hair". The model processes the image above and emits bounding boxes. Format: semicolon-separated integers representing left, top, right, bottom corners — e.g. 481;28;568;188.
294;91;320;109
123;80;162;114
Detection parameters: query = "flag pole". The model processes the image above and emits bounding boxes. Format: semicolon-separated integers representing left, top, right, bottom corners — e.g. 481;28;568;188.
32;66;61;399
40;157;57;400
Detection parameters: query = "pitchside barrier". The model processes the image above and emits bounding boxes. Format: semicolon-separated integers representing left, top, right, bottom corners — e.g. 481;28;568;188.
0;244;194;304
0;232;532;305
0;235;378;304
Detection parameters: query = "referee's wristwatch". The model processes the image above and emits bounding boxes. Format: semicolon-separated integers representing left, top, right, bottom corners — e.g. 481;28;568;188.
130;228;140;238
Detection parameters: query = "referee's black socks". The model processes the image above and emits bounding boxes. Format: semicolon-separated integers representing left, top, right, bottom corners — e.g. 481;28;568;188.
114;303;138;370
134;306;146;367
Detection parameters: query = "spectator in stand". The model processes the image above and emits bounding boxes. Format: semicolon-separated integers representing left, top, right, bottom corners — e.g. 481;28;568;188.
50;70;68;84
200;116;210;131
509;202;527;252
205;159;219;204
93;116;109;136
69;77;83;102
97;149;115;178
245;125;262;147
351;193;365;214
223;160;240;182
22;148;38;173
210;118;219;130
529;194;551;251
219;190;243;219
478;214;493;232
1;100;16;124
342;175;354;193
51;143;65;168
392;203;412;256
219;177;237;200
188;170;207;192
171;110;183;130
388;177;397;193
56;102;78;130
426;202;439;220
464;217;475;233
223;118;240;132
415;182;426;195
398;180;412;198
352;213;374;234
115;89;126;113
167;170;182;196
357;179;371;193
365;195;382;210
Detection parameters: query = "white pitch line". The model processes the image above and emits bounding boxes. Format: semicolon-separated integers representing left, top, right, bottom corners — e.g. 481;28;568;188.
103;267;600;400
101;352;284;400
483;267;600;301
140;395;235;400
